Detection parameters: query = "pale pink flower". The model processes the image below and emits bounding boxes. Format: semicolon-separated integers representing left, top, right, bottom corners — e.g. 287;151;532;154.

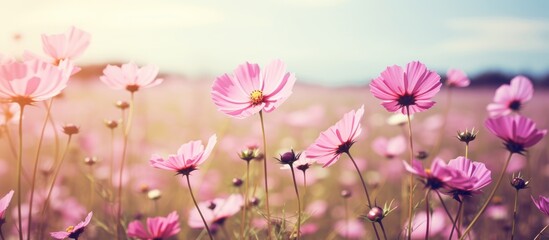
127;211;181;240
485;115;546;154
41;26;91;64
0;103;19;125
188;194;243;228
446;69;470;87
487;76;533;117
50;211;93;239
211;59;296;119
370;61;442;115
372;135;406;159
0;59;74;106
0;190;14;220
335;219;365;239
150;134;217;175
100;62;163;93
306;105;364;167
407;209;447;239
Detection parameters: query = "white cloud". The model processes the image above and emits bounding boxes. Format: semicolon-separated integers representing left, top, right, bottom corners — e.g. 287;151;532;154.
435;17;549;53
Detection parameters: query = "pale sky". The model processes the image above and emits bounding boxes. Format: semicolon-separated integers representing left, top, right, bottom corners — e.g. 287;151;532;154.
1;0;549;85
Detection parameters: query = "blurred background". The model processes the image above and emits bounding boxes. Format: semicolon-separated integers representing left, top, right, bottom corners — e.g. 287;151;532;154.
1;0;549;86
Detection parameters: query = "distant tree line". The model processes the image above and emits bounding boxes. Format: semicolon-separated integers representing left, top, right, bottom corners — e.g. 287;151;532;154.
442;70;549;88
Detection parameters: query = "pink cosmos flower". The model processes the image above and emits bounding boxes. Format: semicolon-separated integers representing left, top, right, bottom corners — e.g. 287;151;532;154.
531;195;549;216
0;190;14;221
404;158;472;191
370;61;442;115
445;69;470;87
211;59;296;119
487;76;533;117
372;135;406;159
100;62;163;93
485;115;547;154
50;211;93;239
41;26;91;64
127;211;181;240
150;134;217;175
306;105;364;167
0;59;74;106
188;194;243;229
446;157;492;200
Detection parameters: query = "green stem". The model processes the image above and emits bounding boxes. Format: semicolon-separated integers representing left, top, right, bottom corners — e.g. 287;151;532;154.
240;161;250;239
405;106;415;240
302;171;307;211
460;152;514;239
117;93;135;239
40;135;73;214
344;197;348;240
16;104;25;240
290;165;301;240
27;99;55;240
345;152;380;240
185;174;214;240
448;198;463;240
425;189;431;240
535;224;549;240
511;189;519;240
258;111;272;239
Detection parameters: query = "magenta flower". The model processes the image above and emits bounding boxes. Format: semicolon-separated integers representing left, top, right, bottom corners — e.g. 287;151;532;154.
531;195;549;216
372;135;406;159
0;59;74;106
370;61;442;115
404;158;472;191
41;26;91;64
487;76;533;117
445;69;470;88
0;190;14;221
127;211;181;240
211;59;296;119
150;134;217;175
188;194;243;228
485;115;547;154
100;62;163;93
306;105;364;167
446;157;492;200
50;211;93;239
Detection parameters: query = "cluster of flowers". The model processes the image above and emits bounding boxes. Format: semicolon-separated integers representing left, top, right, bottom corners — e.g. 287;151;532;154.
0;25;547;240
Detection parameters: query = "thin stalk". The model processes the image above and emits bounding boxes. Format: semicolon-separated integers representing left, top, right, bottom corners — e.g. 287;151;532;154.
40;135;73;215
117;93;135;239
302;171;307;211
185;174;214;240
465;143;469;160
405;106;415;240
448;199;463;240
434;191;461;237
27;99;55;240
345;152;380;240
16;104;25;240
344;197;348;240
511;189;519;240
0;226;5;240
460;152;514;239
258;111;272;239
89;165;95;209
109;128;115;190
379;221;388;240
534;224;549;240
432;87;452;158
425;189;431;240
240;161;250;239
289;165;301;240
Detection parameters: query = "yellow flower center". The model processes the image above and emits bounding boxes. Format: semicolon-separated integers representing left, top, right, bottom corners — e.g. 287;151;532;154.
250;90;263;105
66;226;75;233
425;168;432;175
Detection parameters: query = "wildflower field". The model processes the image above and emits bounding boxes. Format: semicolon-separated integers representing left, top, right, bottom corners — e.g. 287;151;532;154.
0;27;549;240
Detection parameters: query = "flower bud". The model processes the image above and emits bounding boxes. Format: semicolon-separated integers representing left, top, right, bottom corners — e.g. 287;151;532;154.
276;149;300;165
104;119;119;129
340;190;352;198
147;189;161;200
62;124;79;135
84;156;97;166
366;206;384;222
232;178;243;187
115;100;130;110
457;128;478;144
416;150;428;160
511;176;529;190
